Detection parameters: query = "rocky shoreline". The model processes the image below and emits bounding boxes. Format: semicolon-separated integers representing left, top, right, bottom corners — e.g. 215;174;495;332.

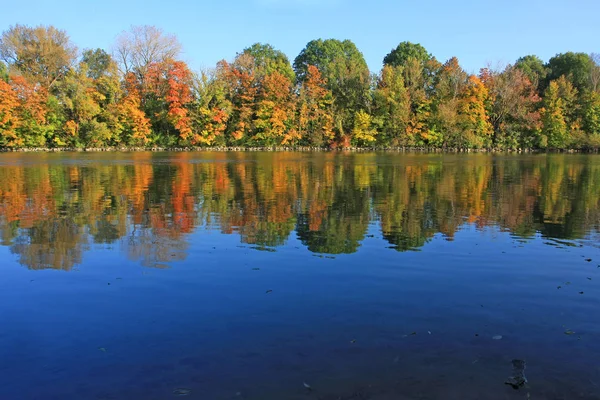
0;146;598;153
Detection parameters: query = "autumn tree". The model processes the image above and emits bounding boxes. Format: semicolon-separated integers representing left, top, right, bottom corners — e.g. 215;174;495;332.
482;65;542;148
189;68;231;146
144;59;194;143
515;55;547;92
242;43;295;82
114;25;182;85
372;65;411;146
294;39;371;142
254;71;298;146
219;54;259;144
541;76;579;149
0;76;48;147
115;73;151;145
0;25;77;89
589;53;600;93
457;75;493;148
431;57;468;147
296;65;334;147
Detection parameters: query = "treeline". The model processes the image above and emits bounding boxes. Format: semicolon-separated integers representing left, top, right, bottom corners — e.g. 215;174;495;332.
1;153;598;270
1;25;600;150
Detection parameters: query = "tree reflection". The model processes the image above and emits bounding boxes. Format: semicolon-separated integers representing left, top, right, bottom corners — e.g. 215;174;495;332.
0;152;598;270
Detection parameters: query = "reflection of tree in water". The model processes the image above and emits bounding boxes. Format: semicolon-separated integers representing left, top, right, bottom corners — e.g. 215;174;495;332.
0;152;598;269
122;225;188;269
10;218;86;270
296;159;370;254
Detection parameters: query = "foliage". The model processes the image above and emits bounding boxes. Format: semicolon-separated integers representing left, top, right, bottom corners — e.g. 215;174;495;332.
0;26;598;150
383;41;431;68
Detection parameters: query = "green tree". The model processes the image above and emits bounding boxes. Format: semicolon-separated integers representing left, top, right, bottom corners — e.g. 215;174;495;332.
515;55;547;91
383;41;431;68
0;24;77;88
82;48;115;80
372;65;411;145
242;43;295;82
546;52;594;93
541;77;578;149
294;39;371;140
0;61;7;82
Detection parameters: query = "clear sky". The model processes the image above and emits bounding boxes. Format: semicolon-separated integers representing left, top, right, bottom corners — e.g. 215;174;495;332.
1;0;598;74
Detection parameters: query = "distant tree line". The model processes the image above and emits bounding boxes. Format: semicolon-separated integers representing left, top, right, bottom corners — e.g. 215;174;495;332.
1;24;599;150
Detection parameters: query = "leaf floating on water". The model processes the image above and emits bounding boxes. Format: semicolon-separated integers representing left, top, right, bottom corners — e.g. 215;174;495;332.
564;329;576;335
492;335;503;340
265;289;273;294
173;388;192;396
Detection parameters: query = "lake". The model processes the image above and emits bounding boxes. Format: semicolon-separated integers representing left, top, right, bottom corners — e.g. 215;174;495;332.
0;151;599;400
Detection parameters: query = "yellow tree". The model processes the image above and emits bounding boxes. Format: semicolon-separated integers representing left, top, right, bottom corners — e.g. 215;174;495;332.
254;71;298;145
297;65;334;147
458;75;493;148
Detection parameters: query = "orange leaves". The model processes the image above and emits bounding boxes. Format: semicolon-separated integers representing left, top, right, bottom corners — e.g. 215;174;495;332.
298;65;334;146
0;79;21;146
0;76;47;147
116;90;151;144
458;75;493;145
146;59;194;140
254;71;296;145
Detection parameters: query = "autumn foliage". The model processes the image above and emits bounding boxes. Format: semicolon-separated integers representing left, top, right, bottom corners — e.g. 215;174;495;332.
1;25;599;150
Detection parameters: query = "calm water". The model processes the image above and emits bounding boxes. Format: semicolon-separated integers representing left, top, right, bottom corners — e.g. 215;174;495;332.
0;152;599;400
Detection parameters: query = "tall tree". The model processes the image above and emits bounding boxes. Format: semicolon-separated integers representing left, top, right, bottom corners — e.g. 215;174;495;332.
515;55;547;91
254;71;298;146
114;25;182;83
546;52;594;93
294;39;370;141
189;68;231;146
590;53;600;93
457;75;493;148
297;65;334;147
383;41;431;68
482;65;542;148
541;76;578;149
0;25;77;88
372;65;411;146
431;57;468;147
0;76;48;147
242;43;295;82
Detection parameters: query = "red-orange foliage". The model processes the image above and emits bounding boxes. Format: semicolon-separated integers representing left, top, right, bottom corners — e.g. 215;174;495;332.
298;65;334;146
117;73;152;144
220;56;259;142
0;76;47;147
255;71;298;145
147;60;194;139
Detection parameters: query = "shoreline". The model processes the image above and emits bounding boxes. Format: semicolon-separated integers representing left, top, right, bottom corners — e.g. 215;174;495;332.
0;146;598;154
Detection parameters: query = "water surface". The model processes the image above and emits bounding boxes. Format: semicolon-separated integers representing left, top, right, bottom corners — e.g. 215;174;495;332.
0;152;599;399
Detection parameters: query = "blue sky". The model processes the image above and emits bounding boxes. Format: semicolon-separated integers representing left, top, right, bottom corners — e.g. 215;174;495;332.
1;0;598;74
